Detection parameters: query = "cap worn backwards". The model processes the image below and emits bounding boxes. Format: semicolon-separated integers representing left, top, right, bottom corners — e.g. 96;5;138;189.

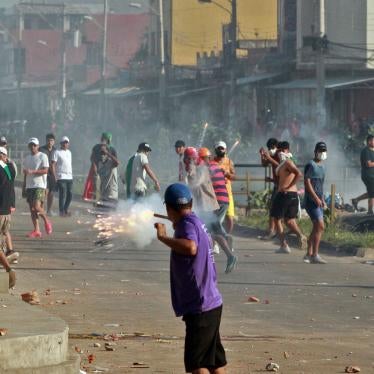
315;141;327;152
164;183;192;206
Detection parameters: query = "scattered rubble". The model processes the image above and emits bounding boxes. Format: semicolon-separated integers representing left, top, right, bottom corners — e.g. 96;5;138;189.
345;366;361;373
248;296;260;303
21;291;40;305
266;362;280;372
0;328;8;336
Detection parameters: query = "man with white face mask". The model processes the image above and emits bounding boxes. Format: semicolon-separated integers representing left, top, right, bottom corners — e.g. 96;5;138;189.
303;142;328;264
270;141;307;253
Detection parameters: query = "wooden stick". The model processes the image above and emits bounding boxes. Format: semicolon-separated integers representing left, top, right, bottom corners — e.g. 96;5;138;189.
154;213;170;220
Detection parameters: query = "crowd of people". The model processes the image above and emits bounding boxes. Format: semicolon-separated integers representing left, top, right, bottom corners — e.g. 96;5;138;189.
0;128;373;373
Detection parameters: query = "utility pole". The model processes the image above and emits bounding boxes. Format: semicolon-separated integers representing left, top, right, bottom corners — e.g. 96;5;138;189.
100;0;108;124
159;0;166;124
316;0;326;129
229;0;237;127
15;7;24;121
60;5;67;125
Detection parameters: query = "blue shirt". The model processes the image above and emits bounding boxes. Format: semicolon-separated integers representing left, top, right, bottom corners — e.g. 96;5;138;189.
170;212;223;317
304;160;325;205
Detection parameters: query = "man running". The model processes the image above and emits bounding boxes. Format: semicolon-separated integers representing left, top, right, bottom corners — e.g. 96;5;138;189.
304;142;328;264
40;133;57;215
270;141;307;253
23;137;52;238
214;141;236;235
186;147;237;273
52;136;73;216
126;143;160;200
352;134;374;214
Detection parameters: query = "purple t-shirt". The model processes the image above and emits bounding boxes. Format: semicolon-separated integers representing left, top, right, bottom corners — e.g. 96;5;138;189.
170;212;223;317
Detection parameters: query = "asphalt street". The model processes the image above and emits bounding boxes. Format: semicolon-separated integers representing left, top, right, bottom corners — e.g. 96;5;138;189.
9;196;374;373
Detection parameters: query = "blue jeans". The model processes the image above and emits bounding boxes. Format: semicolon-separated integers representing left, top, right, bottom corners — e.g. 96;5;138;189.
57;179;73;214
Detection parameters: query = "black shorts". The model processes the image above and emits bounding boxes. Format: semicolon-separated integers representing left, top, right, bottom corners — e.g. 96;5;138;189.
362;176;374;198
270;191;299;220
269;185;278;212
183;305;227;373
47;175;56;191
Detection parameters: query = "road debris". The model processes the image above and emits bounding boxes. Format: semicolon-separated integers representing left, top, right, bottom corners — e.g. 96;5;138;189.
93;342;101;348
266;362;280;372
248;296;260;303
104;342;116;351
131;362;150;368
345;366;361;373
0;328;8;336
87;354;95;364
21;291;40;305
283;351;289;359
353;316;360;320
75;346;83;354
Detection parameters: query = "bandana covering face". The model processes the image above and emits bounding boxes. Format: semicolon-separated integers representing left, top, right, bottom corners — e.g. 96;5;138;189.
279;152;293;162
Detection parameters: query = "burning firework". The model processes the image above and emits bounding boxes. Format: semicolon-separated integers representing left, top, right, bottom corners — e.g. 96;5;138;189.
228;139;240;156
91;195;170;248
197;122;209;148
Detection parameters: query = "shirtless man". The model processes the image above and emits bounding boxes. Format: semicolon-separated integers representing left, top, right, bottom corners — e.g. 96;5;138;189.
270;141;307;253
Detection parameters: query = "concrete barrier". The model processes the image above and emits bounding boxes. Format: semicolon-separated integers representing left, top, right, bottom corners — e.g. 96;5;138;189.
0;295;80;373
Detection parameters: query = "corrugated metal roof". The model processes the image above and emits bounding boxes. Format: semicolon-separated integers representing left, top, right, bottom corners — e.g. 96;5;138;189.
268;76;374;90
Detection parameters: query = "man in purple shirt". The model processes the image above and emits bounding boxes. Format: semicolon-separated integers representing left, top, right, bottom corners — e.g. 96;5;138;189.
155;183;227;373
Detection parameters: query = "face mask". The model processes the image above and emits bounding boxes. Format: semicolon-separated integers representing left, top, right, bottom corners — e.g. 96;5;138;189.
215;149;226;158
269;148;277;156
279;152;292;162
317;152;327;161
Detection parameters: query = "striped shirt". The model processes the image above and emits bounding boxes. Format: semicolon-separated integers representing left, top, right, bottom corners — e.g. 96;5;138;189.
209;161;229;204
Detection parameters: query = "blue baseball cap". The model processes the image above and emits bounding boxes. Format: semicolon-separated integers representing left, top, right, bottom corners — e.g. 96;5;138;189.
164;183;192;206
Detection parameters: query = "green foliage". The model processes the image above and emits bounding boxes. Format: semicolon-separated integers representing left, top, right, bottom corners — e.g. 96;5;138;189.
240;211;374;249
248;190;271;210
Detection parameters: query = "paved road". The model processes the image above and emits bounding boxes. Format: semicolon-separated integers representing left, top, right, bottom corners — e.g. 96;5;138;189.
10;196;374;373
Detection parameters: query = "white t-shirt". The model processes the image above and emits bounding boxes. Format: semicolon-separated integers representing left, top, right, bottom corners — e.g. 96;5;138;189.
130;152;149;194
23;152;49;189
52;149;73;180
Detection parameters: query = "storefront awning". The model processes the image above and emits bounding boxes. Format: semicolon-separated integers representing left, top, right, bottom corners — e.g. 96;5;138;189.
268;76;374;90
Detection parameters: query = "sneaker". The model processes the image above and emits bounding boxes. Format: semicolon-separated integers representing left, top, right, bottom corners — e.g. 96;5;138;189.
212;242;220;255
27;231;42;238
275;245;291;254
311;254;327;264
45;221;53;235
6;251;19;264
351;198;359;212
225;255;238;274
297;235;308;250
303;254;311;263
261;231;277;241
8;269;16;289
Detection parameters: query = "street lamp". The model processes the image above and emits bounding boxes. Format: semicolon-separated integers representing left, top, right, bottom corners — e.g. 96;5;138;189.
129;1;166;122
